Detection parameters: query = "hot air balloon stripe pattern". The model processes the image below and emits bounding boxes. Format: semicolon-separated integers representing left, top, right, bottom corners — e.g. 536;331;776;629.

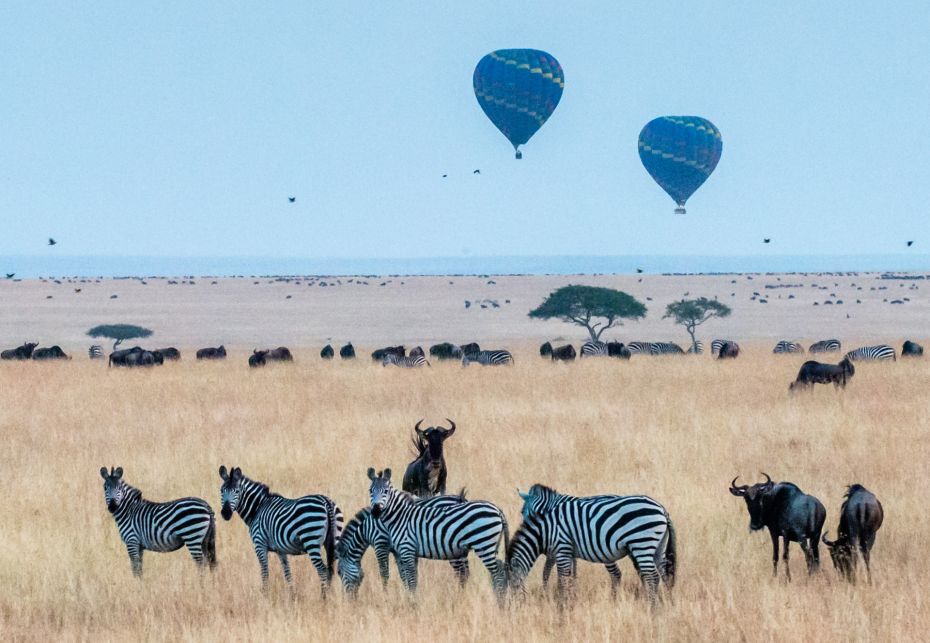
473;49;564;159
638;116;722;214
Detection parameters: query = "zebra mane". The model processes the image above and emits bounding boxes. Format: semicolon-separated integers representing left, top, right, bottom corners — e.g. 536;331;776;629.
528;483;558;496
241;476;271;497
121;483;143;503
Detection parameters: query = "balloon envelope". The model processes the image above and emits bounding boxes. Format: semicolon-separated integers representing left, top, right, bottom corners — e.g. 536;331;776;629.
473;49;564;158
638;116;722;213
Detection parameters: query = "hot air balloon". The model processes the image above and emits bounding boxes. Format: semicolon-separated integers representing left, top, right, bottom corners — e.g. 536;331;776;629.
638;116;722;214
473;49;564;159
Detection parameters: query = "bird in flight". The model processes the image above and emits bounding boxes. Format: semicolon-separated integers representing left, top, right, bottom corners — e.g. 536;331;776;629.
288;197;296;203
636;268;643;274
473;169;480;174
48;238;57;246
907;240;914;247
763;238;771;244
5;273;13;279
442;174;447;178
74;288;81;293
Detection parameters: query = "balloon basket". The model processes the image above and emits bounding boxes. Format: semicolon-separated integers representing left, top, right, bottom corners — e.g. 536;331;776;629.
515;150;522;160
674;207;686;214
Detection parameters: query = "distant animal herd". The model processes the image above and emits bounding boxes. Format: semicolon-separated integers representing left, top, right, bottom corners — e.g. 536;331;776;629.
98;417;885;606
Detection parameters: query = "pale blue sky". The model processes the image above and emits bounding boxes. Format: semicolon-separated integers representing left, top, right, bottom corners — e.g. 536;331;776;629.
1;2;928;262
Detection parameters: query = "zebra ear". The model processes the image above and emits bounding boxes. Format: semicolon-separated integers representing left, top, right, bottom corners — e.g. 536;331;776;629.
114;467;123;479
100;467;108;480
517;489;531;500
231;467;242;480
219;465;228;481
383;468;392;480
367;467;376;480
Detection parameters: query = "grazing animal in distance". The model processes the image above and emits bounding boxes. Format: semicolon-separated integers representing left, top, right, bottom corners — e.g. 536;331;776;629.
383;350;429;367
403;419;456;497
154;347;180;360
371;345;405;361
711;339;736;354
773;340;804;354
339;343;356;359
579;341;608;357
100;467;215;577
458;342;480;358
687;340;704;354
539;341;553;357
462;349;513;366
845;345;896;362
650;341;685;355
625;341;652;355
196;345;226;360
267;346;293;361
32;345;70;360
219;466;342;594
248;350;268;368
429;343;463;360
320;344;335;360
809;339;841;353
549;344;576;361
789;358;854;391
902;340;923;357
606;341;631;359
822;484;883;583
88;344;104;360
729;474;826;579
1;341;38;360
717;341;740;359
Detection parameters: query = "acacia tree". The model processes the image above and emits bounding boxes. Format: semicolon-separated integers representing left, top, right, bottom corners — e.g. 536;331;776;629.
663;298;731;352
86;324;153;350
528;285;647;342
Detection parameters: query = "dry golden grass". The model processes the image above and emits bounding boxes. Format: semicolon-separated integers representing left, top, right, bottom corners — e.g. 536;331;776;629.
1;348;927;642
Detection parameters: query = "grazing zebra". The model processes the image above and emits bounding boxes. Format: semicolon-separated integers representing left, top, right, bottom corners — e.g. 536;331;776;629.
773;340;805;354
809;339;841;353
383;353;429;367
366;468;509;599
580;341;608;357
462;349;514;366
218;466;343;594
650;341;685;355
336;493;470;597
711;339;737;354
511;484;675;603
687;341;704;354
625;341;652;355
845;345;897;362
88;344;104;360
100;467;216;577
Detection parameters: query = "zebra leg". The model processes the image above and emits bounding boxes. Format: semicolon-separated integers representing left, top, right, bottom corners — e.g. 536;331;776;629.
449;558;470;588
554;551;575;606
630;550;661;606
253;542;270;589
605;563;622;599
375;545;391;589
396;548;419;594
186;539;206;568
126;542;143;578
541;556;555;589
307;547;331;597
277;553;293;584
472;542;507;600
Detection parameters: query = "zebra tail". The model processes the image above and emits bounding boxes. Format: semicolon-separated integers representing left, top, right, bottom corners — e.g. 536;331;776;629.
500;510;511;581
663;517;677;589
204;512;217;569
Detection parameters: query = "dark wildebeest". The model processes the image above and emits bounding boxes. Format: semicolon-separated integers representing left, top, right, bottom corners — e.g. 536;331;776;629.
402;419;456;497
822;484;884;584
371;345;405;361
606;341;631;359
539;341;553;358
248;350;268;368
1;342;38;360
429;343;462;360
155;347;181;360
110;347;160;367
340;343;356;359
32;345;70;360
789;358;854;392
109;346;143;367
408;346;426;358
550;344;576;361
459;342;480;357
718;341;740;359
267;346;293;361
902;340;924;357
196;345;226;360
729;474;826;579
321;344;335;359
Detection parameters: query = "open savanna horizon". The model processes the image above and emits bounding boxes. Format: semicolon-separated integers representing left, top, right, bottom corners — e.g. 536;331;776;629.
1;351;928;642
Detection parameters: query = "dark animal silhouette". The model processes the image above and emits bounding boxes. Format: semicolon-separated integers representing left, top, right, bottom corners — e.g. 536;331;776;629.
371;345;405;361
5;273;14;279
907;240;914;247
196;346;226;360
320;344;335;359
429;343;462;360
248;350;268;368
539;341;553;357
902;340;923;357
266;346;293;361
473;169;480;174
606;341;631;359
155;347;180;360
48;238;56;246
109;346;161;367
550;344;576;361
717;341;740;359
32;345;70;360
789;358;854;392
109;346;143;367
822;484;883;584
764;238;770;243
636;268;643;273
729;474;826;579
288;196;296;203
1;342;38;360
339;343;356;359
459;342;480;357
402;419;456;497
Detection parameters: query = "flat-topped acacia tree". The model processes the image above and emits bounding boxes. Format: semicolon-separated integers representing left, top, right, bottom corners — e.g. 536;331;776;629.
528;285;647;342
86;324;153;351
663;298;732;353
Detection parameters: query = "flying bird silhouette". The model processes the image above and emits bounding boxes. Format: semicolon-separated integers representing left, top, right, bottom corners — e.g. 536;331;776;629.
48;238;57;246
473;169;480;174
442;174;447;178
5;273;13;279
288;197;296;203
763;238;771;244
636;268;643;273
907;240;914;247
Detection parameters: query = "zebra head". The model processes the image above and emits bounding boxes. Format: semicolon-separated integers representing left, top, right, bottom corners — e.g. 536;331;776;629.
336;510;370;597
99;466;126;513
517;483;558;518
218;465;244;520
507;512;547;594
367;467;394;518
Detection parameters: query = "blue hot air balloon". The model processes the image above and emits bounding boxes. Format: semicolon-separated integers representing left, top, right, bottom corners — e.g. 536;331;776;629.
473;49;564;159
638;116;722;214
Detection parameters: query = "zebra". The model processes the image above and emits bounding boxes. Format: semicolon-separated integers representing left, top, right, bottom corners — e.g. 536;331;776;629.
845;345;896;362
773;340;805;354
711;339;737;354
218;466;343;594
382;352;429;367
809;339;842;353
687;340;704;354
336;493;470;597
650;341;685;355
625;341;653;355
366;468;509;599
580;341;608;357
462;349;514;366
511;484;675;604
100;467;216;577
88;344;104;359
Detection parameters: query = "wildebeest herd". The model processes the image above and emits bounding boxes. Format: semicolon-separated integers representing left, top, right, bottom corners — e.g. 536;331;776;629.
99;418;885;606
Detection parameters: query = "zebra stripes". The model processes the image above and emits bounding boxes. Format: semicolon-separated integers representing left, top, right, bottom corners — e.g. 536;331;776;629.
809;339;842;353
580;341;608;357
89;344;104;359
650;342;685;355
462;350;514;366
100;467;216;577
382;353;429;367
687;341;704;354
367;468;509;597
711;339;735;354
219;466;343;593
774;341;805;354
625;342;652;355
845;345;896;362
510;484;675;603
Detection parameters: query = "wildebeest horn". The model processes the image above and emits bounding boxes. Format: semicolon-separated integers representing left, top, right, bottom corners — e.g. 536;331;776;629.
729;476;748;496
760;472;773;486
414;419;424;432
821;532;835;546
445;418;456;436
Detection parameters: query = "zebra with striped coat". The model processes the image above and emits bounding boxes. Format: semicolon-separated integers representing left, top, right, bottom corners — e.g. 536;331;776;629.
625;341;653;355
809;339;841;353
100;467;216;577
367;468;509;598
711;339;736;354
462;349;514;366
510;484;676;603
687;341;704;354
580;341;608;357
218;466;343;594
845;345;896;362
774;340;805;354
88;344;104;359
650;341;685;355
382;352;429;367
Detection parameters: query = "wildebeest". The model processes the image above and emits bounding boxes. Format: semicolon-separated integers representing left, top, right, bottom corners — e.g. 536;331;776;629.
155;347;180;360
902;340;923;357
402;419;456;497
717;341;740;359
539;341;553;358
32;345;70;360
371;345;405;361
1;342;38;360
430;343;463;360
550;344;576;361
109;346;161;367
196;345;226;360
267;346;293;361
821;484;883;583
340;343;356;359
789;358;854;392
729;474;826;579
320;344;335;359
606;341;631;359
458;342;480;357
248;350;268;368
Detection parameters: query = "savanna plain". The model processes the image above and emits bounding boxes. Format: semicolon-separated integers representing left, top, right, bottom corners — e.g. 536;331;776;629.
1;346;928;642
